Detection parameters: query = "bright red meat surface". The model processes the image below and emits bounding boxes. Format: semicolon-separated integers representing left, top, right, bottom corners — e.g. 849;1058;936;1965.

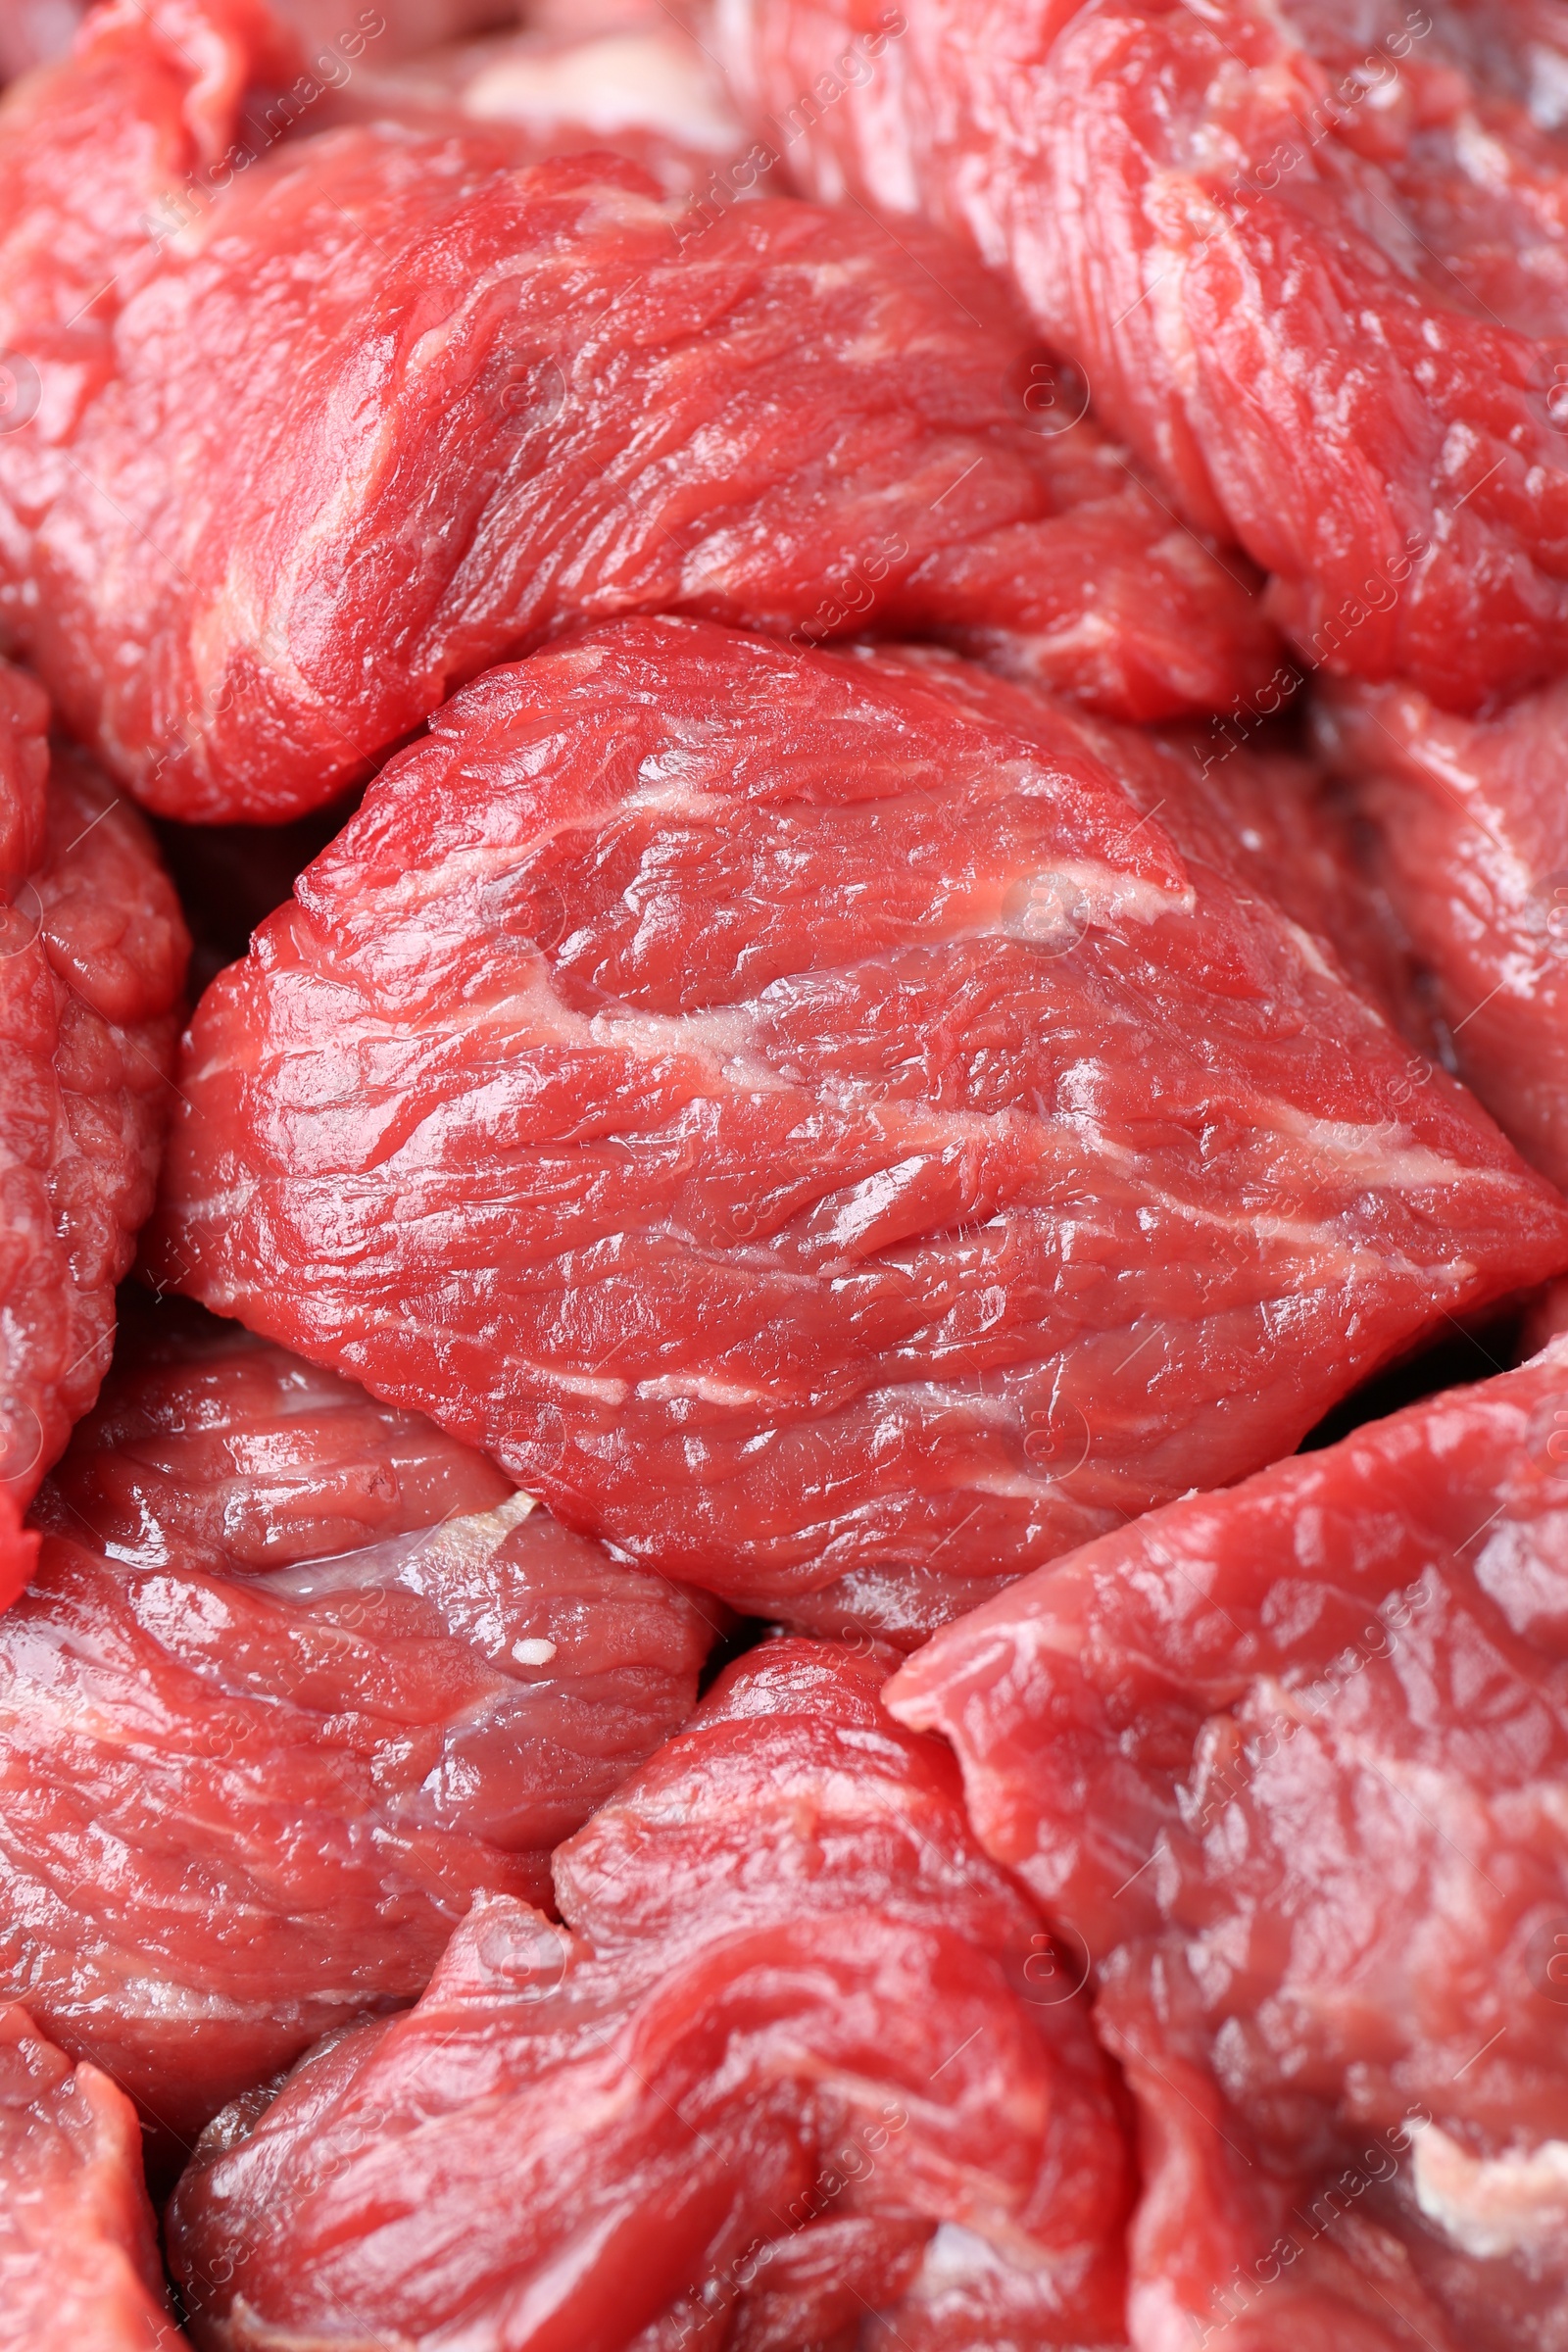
0;661;188;1507
167;1636;1133;2351
712;0;1568;711
145;618;1568;1640
1063;699;1435;1053
0;0;1276;824
1315;673;1568;1191
0;2002;179;2350
4;1293;714;2167
890;1342;1568;2351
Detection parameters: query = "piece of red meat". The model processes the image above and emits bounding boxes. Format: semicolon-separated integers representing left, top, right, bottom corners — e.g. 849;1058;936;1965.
0;2002;180;2350
0;0;1277;826
889;1341;1568;2352
166;1635;1133;2351
143;616;1568;1641
0;661;188;1507
1314;672;1568;1192
5;1290;715;2169
710;0;1568;712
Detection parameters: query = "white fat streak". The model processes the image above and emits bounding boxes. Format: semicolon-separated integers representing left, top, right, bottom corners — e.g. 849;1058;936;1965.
636;1371;779;1407
1411;2121;1568;2260
465;33;742;153
414;1486;536;1568
272;1488;535;1600
1270;1101;1499;1194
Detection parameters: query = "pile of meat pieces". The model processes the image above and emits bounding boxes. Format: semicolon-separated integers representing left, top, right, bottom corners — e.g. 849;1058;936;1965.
0;2;1566;2346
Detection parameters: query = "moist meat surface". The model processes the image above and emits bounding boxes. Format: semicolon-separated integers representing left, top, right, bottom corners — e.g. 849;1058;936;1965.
711;0;1568;710
167;1637;1132;2352
0;2000;179;2350
0;662;188;1506
0;0;1276;823
1315;673;1568;1190
5;1295;714;2166
145;617;1568;1640
890;1340;1568;2352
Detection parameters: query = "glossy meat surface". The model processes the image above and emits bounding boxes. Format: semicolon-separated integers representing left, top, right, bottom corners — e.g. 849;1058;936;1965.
167;1637;1132;2351
0;0;1275;823
1069;701;1434;1052
890;1342;1568;2350
0;2002;178;2350
0;662;188;1506
1315;673;1568;1190
145;618;1568;1639
712;0;1568;710
4;1295;714;2161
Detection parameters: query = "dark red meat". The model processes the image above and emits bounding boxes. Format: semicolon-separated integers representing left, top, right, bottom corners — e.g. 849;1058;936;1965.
0;2002;179;2350
0;1484;35;1616
711;0;1568;711
890;1341;1568;2352
0;661;188;1506
144;618;1568;1640
166;1636;1133;2352
4;1293;714;2164
0;0;1275;824
150;787;365;999
1315;673;1568;1190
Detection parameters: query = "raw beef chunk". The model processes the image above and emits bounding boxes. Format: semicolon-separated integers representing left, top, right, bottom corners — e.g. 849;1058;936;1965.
3;1294;714;2162
890;1340;1568;2352
0;2002;178;2351
1316;673;1568;1191
167;1637;1133;2352
711;0;1568;710
0;0;1275;823
145;619;1568;1640
0;662;187;1507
